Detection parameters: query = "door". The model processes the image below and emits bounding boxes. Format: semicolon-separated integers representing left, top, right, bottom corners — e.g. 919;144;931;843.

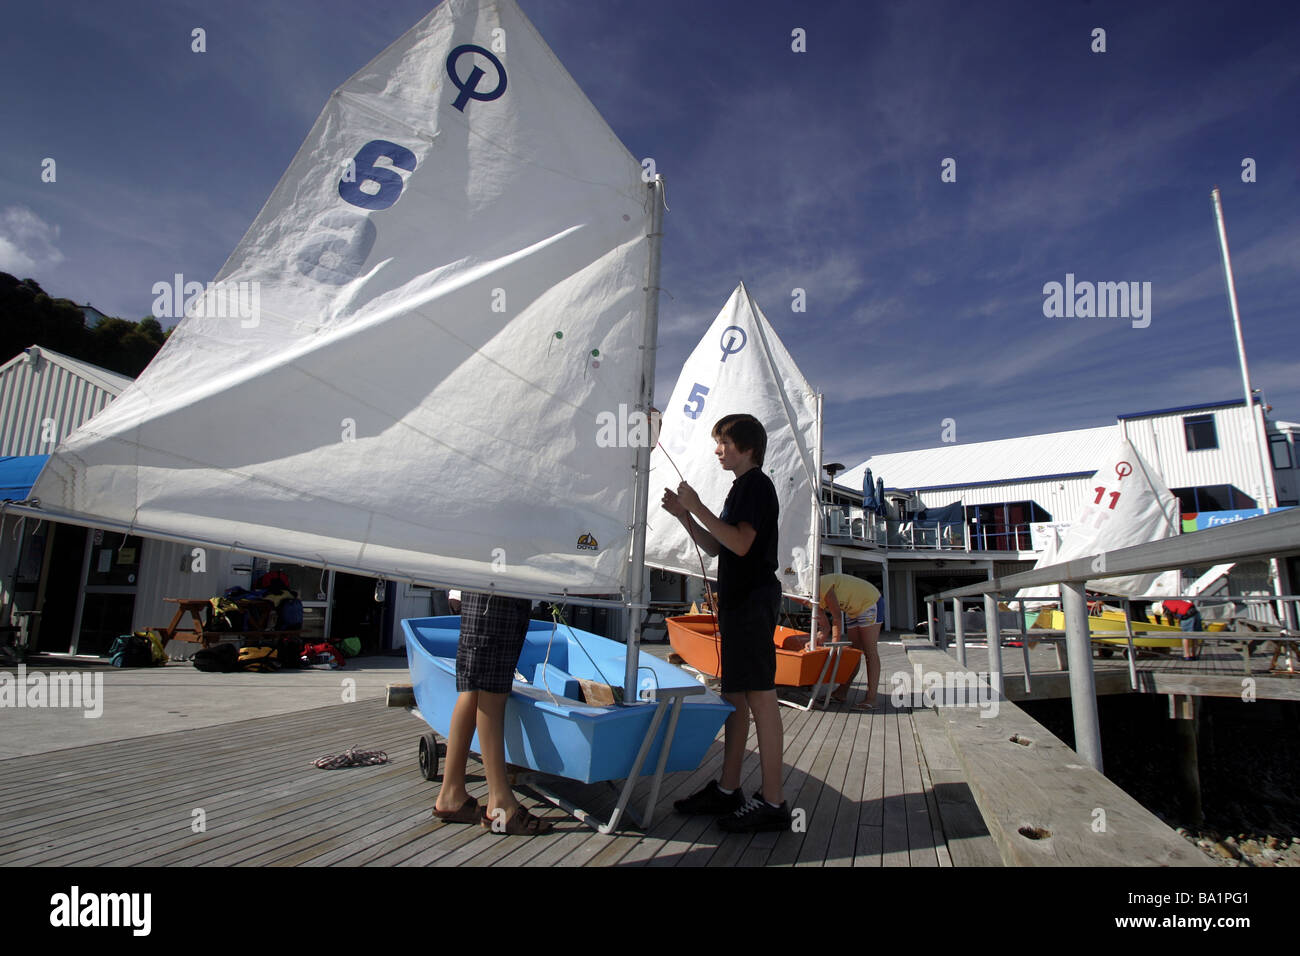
71;529;143;656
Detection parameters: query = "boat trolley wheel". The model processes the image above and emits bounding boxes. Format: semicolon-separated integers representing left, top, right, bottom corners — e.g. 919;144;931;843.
418;732;440;781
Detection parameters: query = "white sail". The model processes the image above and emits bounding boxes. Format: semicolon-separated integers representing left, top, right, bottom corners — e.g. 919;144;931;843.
1017;436;1181;599
646;283;820;598
29;0;656;599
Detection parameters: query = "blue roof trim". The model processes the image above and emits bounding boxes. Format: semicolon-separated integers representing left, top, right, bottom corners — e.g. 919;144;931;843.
882;471;1097;494
0;455;49;501
1117;397;1257;420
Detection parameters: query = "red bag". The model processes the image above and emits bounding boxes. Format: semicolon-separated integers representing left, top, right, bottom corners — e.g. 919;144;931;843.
302;642;344;667
257;570;291;590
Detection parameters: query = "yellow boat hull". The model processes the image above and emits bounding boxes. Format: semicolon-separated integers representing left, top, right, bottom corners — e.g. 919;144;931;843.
1032;608;1185;648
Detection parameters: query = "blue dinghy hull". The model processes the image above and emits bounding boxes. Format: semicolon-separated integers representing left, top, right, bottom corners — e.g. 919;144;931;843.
403;616;732;785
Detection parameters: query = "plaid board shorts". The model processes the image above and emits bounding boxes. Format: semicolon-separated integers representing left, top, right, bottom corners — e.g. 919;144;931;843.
455;591;532;693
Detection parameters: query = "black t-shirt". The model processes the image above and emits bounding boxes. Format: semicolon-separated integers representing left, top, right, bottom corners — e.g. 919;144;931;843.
716;467;779;606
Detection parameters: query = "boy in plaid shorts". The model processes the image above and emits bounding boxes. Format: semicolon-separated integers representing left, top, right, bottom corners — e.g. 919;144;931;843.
432;591;553;835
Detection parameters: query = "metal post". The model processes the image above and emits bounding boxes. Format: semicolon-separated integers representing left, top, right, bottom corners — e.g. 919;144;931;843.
953;597;966;666
1017;598;1032;693
809;393;823;651
932;597;948;651
1120;596;1138;690
623;176;664;698
1061;582;1103;772
983;592;1003;696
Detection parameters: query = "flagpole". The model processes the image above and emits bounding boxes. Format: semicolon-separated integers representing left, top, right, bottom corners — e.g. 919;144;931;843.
1211;187;1274;515
1211;186;1292;627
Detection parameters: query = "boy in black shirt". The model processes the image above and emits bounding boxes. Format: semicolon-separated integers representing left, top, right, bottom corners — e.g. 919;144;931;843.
661;413;790;832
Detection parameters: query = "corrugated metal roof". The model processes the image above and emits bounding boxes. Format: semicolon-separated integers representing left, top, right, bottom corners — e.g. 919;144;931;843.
0;346;134;457
0;347;134;393
1116;397;1255;420
837;425;1119;494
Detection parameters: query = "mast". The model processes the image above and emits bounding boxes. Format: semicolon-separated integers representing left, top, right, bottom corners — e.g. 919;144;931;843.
1211;186;1292;627
624;175;666;700
809;393;824;649
1211;187;1275;516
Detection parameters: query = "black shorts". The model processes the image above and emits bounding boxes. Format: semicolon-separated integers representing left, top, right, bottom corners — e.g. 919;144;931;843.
717;584;780;694
455;592;532;693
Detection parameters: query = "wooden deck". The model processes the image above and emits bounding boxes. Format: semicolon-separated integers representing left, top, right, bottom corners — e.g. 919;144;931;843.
0;642;997;867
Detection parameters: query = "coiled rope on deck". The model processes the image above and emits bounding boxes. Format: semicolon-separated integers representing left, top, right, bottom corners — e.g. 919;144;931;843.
312;746;389;769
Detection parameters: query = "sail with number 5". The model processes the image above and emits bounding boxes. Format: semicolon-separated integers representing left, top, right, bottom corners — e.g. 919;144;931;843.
646;282;821;601
647;284;860;690
30;0;657;601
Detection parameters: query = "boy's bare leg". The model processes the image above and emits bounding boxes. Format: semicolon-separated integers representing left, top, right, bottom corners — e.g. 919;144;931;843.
747;689;785;805
434;690;478;812
720;692;750;791
475;690;521;822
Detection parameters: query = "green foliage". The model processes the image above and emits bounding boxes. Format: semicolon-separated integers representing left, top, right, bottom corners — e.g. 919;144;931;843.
0;272;165;378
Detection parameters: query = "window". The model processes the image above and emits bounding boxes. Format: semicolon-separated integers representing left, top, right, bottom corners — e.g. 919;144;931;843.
1271;435;1293;470
1171;485;1255;512
969;501;1050;551
1183;414;1218;451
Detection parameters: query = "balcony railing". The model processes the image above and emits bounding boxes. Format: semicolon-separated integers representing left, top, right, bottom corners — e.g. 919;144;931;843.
821;506;1034;553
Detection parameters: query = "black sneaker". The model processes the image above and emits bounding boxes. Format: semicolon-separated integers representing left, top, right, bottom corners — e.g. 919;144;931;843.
673;780;744;815
718;795;792;833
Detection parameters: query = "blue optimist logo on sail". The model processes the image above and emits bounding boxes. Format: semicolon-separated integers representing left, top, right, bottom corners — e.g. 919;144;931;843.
446;44;507;112
1042;274;1151;329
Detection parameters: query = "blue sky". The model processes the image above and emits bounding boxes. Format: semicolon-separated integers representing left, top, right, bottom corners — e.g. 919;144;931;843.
2;0;1297;473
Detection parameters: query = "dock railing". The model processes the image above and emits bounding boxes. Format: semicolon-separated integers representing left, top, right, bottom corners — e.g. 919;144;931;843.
923;507;1300;773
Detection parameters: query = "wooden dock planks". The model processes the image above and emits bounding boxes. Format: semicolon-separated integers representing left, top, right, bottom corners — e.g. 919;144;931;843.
1;648;971;867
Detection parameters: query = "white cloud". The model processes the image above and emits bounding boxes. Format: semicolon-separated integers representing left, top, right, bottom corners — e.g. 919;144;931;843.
0;207;64;276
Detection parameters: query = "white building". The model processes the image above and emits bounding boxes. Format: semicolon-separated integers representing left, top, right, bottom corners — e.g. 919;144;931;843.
0;346;429;658
831;399;1295;630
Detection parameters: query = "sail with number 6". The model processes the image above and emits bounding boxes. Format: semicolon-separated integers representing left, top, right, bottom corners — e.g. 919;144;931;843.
29;0;661;603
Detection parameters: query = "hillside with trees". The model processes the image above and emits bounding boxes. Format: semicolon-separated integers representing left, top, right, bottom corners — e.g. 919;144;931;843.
0;272;165;378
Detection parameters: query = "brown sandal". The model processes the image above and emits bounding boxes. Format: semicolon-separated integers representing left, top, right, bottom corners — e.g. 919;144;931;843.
481;805;555;835
432;796;483;824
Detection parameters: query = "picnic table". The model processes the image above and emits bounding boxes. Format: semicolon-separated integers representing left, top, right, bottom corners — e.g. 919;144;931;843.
159;597;299;648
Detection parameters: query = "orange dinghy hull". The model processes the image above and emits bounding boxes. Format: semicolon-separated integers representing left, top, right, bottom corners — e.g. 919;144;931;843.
665;614;862;688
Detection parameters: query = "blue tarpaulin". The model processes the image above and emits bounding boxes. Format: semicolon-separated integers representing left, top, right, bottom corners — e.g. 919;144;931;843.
0;456;48;501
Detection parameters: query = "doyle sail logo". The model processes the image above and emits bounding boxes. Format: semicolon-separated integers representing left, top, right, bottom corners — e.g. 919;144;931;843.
49;886;151;936
576;533;598;551
446;44;507;112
